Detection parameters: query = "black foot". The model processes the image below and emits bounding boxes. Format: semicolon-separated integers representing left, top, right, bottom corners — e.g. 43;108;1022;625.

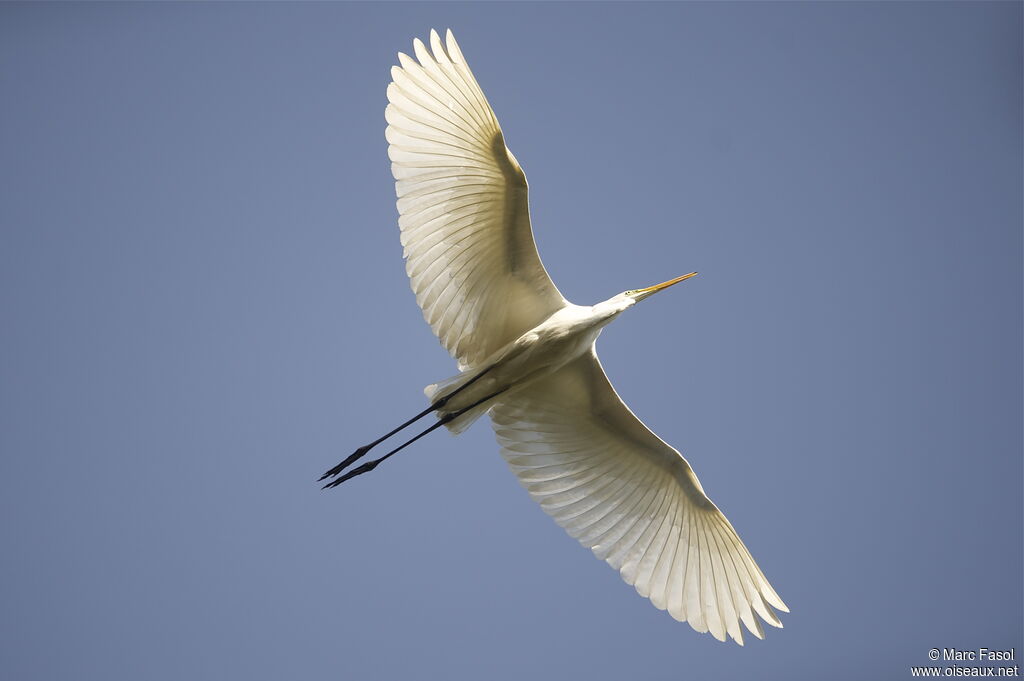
318;445;372;481
322;459;379;489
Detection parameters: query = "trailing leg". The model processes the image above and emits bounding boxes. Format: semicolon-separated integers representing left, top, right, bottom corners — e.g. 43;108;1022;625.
317;365;496;481
321;386;508;489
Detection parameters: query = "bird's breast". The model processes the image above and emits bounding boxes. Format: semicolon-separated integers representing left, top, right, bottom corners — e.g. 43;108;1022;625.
440;309;601;415
498;316;600;383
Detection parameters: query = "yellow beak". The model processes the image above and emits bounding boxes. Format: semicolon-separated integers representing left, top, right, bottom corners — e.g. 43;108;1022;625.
634;272;698;297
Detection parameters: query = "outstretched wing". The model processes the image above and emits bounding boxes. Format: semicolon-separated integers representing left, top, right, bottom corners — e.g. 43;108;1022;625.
386;30;568;370
489;348;788;644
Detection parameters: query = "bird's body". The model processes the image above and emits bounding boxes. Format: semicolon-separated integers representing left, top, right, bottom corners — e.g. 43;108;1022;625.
427;299;624;434
321;29;788;645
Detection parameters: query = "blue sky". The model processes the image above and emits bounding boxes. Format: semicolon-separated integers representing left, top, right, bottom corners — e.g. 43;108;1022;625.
2;3;1021;680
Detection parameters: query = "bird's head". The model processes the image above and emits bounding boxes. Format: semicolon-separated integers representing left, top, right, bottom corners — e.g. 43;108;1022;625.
598;272;698;318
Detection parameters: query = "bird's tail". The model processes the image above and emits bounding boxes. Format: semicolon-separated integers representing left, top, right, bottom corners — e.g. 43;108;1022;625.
424;370;494;435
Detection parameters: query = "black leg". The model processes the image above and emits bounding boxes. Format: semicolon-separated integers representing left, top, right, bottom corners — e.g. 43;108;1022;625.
321;387;508;489
317;403;435;481
317;365;496;482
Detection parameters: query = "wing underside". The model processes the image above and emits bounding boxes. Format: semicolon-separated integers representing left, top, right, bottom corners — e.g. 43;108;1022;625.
489;348;788;644
386;30;567;369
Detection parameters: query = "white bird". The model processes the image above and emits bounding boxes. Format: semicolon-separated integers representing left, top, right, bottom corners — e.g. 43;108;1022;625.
320;29;788;645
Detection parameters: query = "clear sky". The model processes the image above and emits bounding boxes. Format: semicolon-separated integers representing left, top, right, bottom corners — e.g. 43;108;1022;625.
2;3;1021;680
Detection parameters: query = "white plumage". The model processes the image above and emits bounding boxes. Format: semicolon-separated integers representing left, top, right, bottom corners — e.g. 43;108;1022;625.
354;28;789;644
385;30;566;370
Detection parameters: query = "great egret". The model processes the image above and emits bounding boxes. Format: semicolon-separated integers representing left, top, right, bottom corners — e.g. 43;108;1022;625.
320;29;788;644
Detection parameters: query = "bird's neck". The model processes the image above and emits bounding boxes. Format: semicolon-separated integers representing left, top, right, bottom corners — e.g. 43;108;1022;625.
590;296;635;326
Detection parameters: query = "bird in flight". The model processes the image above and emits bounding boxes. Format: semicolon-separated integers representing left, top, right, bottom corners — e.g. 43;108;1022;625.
320;29;788;644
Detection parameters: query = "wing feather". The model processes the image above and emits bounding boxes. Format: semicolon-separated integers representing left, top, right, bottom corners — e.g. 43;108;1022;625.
387;30;567;369
489;348;788;644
